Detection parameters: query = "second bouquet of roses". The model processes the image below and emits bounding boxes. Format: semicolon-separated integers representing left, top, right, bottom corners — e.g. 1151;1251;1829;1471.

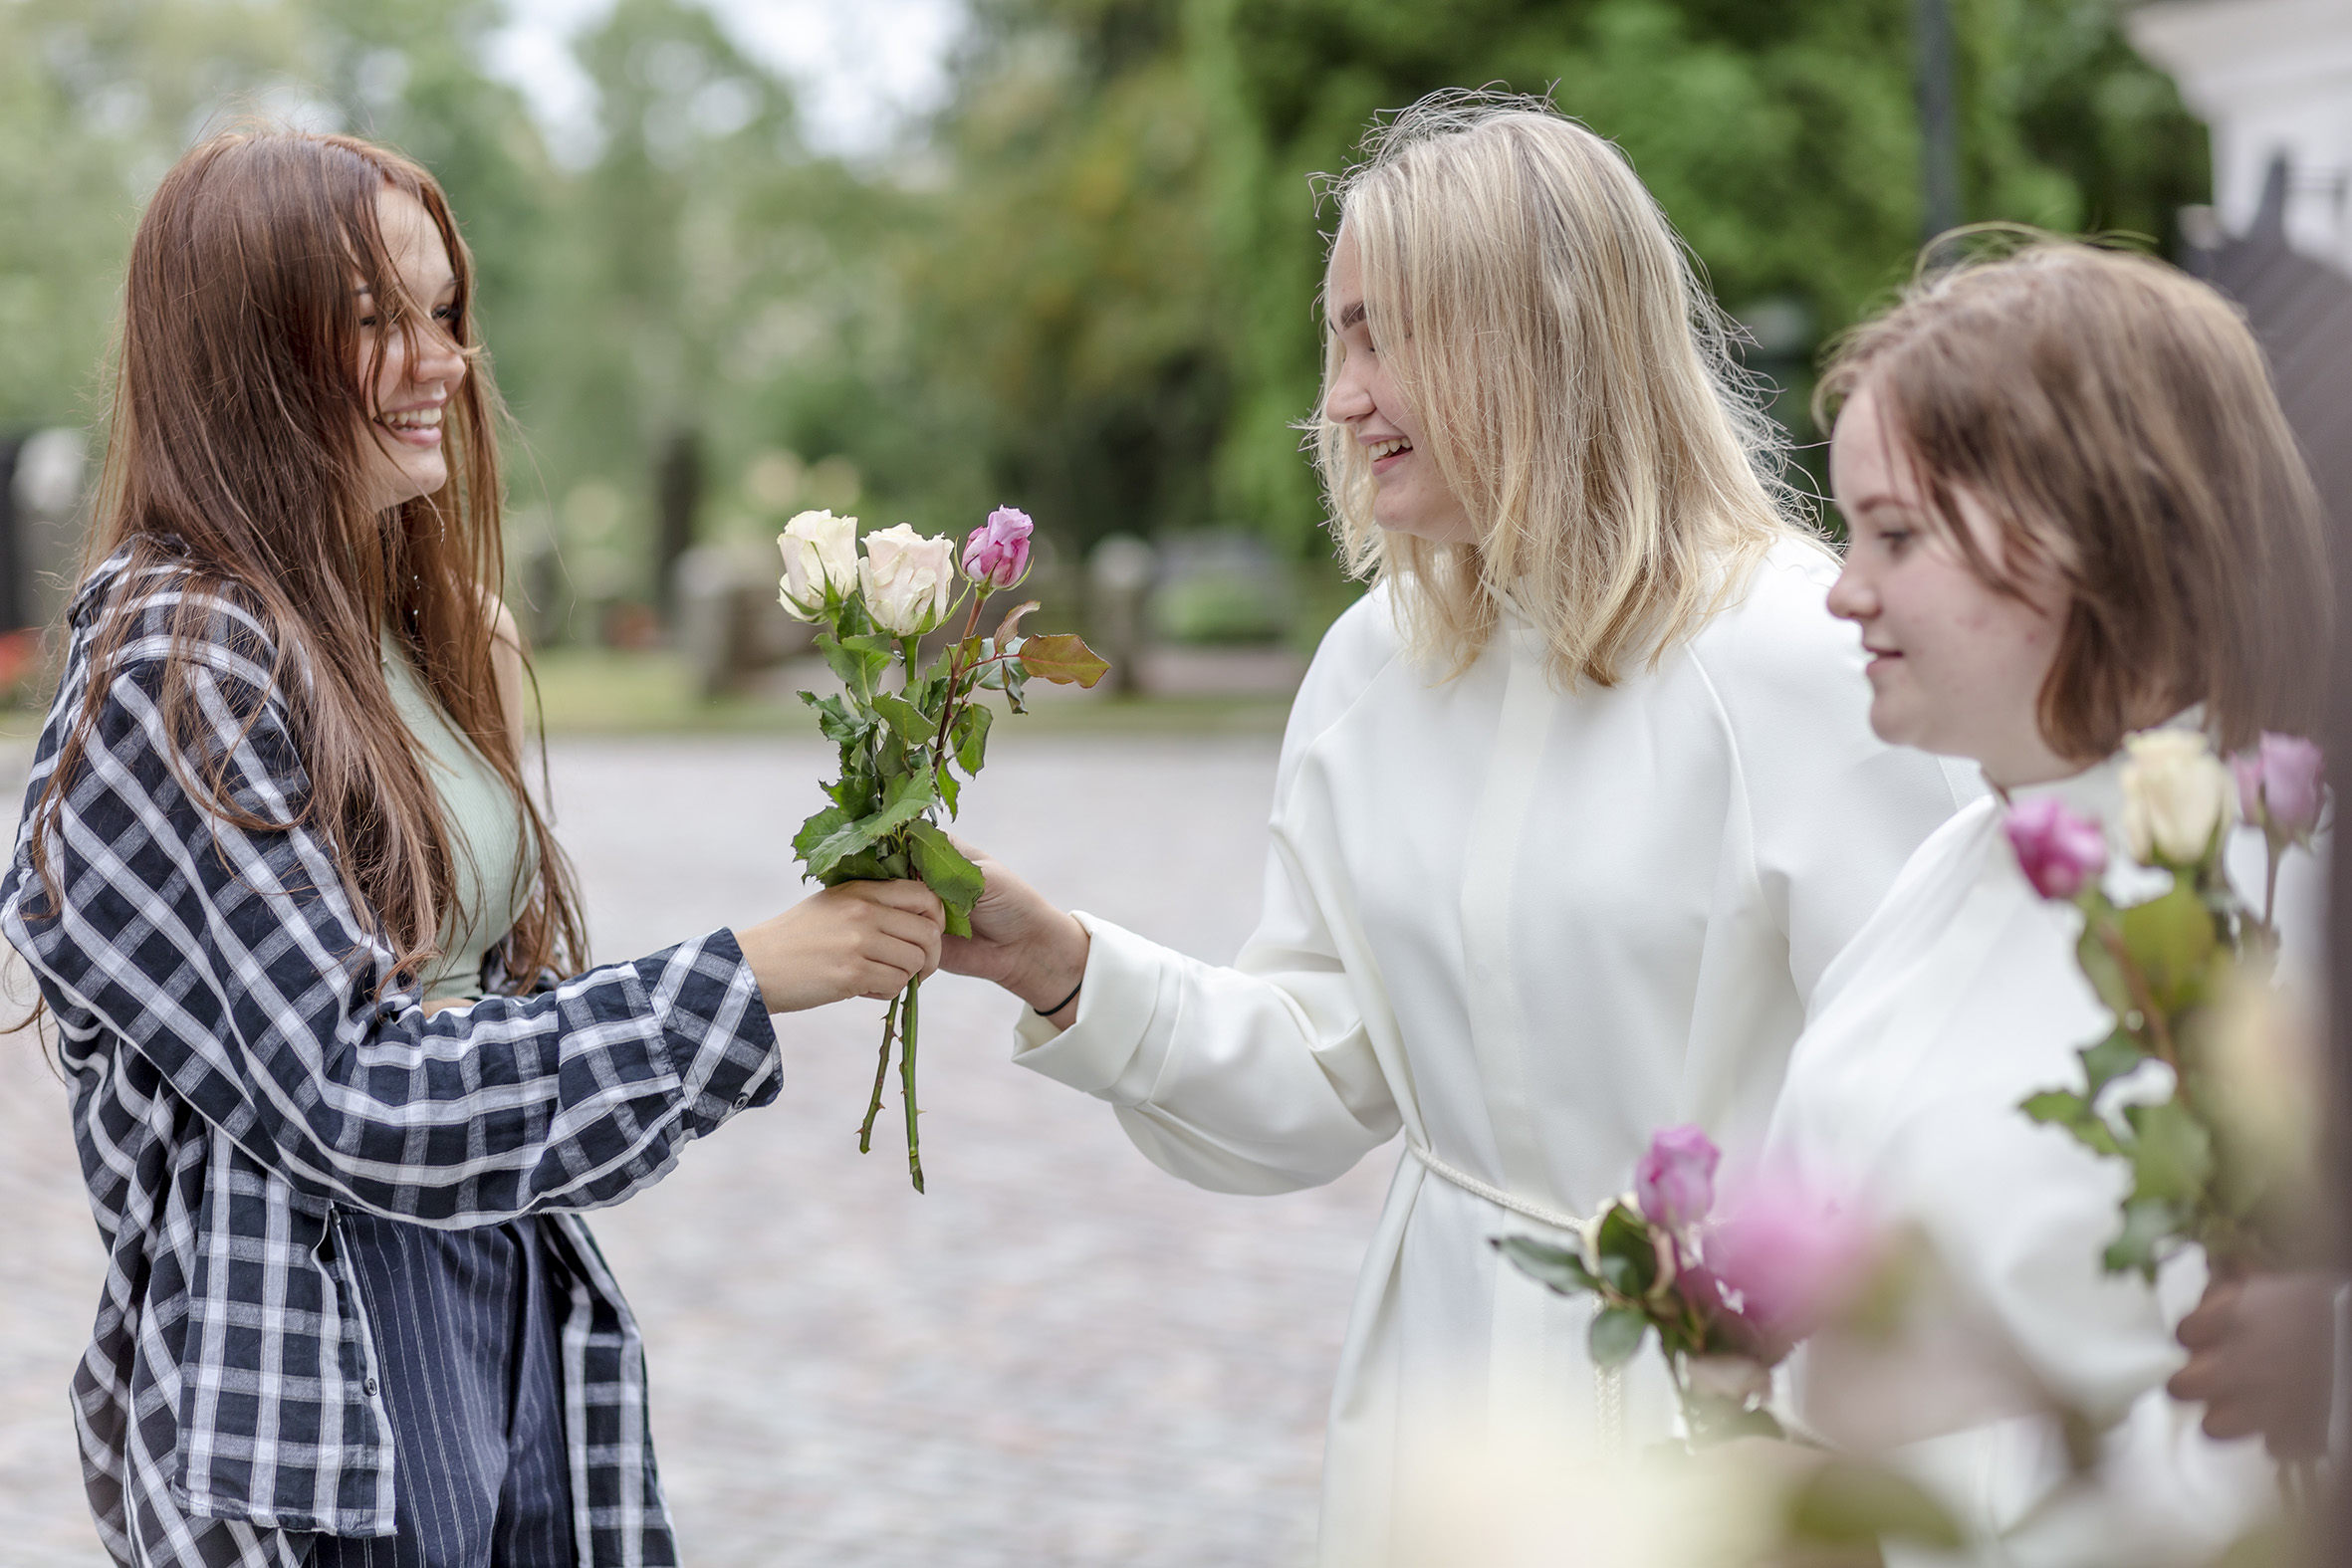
778;505;1108;1191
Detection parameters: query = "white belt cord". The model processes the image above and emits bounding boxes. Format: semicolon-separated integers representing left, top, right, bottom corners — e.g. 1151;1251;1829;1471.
1408;1138;1625;1451
1407;1138;1584;1233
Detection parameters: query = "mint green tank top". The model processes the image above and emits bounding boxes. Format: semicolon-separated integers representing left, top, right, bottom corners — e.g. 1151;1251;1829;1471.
380;630;533;1001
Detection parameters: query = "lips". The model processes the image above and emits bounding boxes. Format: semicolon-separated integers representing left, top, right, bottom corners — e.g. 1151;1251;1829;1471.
1364;434;1413;475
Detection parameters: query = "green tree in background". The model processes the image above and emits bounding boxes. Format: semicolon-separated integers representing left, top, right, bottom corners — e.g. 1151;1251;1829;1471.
0;0;2210;630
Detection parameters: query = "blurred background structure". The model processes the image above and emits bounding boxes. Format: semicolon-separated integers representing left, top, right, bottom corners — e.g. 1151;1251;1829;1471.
0;0;2219;716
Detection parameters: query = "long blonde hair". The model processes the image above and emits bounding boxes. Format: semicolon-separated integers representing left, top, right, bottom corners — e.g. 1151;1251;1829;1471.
1314;92;1804;686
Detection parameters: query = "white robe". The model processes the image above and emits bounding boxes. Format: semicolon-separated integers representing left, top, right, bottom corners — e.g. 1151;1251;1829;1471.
1764;751;2282;1566
1012;541;1967;1563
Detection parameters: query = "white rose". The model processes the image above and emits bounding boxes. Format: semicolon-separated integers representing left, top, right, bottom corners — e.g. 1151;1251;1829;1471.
858;524;959;637
777;509;859;620
2119;728;2236;865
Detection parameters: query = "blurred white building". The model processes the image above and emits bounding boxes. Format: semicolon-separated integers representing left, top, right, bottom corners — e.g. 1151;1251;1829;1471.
2131;0;2352;270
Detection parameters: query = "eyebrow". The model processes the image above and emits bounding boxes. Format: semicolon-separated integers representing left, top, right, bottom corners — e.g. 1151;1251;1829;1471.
1334;300;1365;331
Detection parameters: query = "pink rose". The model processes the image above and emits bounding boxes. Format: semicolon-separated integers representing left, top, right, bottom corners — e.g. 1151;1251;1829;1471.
963;505;1034;589
1707;1169;1877;1360
2234;733;2325;844
2004;794;2109;901
1635;1124;1720;1232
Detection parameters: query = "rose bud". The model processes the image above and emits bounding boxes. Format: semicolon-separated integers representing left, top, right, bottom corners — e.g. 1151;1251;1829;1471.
2235;732;2326;845
963;505;1035;589
1635;1124;1720;1232
1706;1168;1878;1361
2003;794;2109;901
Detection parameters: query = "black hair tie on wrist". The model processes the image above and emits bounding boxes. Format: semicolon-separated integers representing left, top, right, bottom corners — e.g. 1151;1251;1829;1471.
1035;978;1083;1018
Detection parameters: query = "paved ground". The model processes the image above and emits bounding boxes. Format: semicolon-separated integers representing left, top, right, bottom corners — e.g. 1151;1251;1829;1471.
0;733;1392;1567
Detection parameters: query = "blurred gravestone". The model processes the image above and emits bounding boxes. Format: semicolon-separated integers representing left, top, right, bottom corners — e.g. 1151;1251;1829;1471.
1087;535;1156;697
672;540;814;699
1150;531;1294;647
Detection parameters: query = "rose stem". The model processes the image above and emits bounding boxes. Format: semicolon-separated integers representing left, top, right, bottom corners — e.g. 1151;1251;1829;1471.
859;992;899;1152
900;975;924;1193
928;588;993;772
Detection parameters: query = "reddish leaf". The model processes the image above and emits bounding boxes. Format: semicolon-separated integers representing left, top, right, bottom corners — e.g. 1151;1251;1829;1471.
1017;632;1111;688
994;600;1043;646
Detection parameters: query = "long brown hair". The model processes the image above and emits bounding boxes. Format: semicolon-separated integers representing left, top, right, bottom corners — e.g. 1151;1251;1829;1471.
29;127;585;991
1817;237;2331;759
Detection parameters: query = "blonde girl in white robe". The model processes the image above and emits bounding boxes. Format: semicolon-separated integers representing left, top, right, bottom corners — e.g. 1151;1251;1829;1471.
942;91;1964;1562
1764;240;2332;1565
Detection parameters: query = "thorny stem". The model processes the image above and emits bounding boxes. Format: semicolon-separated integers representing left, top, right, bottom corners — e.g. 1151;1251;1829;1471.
859;993;899;1152
927;589;994;777
900;976;924;1193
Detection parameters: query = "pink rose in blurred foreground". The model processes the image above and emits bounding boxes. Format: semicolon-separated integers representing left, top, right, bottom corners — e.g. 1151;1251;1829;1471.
2004;794;2109;901
963;505;1035;589
1635;1124;1719;1232
2234;732;2325;845
1708;1169;1878;1357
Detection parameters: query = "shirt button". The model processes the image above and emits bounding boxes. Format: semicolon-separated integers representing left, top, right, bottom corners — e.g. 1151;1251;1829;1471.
732;1092;752;1109
363;1376;378;1397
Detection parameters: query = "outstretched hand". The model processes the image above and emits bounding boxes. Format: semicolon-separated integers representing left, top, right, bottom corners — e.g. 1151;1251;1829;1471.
2167;1269;2338;1458
938;840;1089;1028
735;879;946;1014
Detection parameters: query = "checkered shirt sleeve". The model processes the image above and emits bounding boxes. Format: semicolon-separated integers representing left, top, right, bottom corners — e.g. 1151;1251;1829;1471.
5;555;779;1565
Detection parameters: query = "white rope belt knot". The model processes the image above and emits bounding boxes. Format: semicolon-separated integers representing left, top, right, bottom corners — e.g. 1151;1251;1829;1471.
1406;1138;1585;1233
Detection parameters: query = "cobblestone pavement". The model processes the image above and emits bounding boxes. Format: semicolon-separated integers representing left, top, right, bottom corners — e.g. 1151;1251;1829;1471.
0;734;1393;1567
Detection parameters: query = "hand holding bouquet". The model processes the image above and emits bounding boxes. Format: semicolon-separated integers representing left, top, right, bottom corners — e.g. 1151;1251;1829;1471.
2017;729;2327;1278
779;506;1108;1190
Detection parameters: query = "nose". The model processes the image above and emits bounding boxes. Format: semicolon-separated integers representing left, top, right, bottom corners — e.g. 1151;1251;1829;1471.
1826;559;1874;624
1326;347;1373;423
412;319;468;389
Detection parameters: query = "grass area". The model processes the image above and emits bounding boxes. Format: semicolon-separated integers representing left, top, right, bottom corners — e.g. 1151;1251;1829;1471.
525;647;1294;738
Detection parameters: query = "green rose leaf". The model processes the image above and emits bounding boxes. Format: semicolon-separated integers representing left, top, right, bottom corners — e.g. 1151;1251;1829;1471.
1015;632;1111;688
2020;1088;2123;1159
2104;1195;2186;1280
2118;885;2220;1013
904;819;982;936
802;772;936;880
1494;1235;1599;1298
2125;1098;2214;1204
1594;1203;1658;1298
1588;1306;1648;1368
2079;1029;2149;1101
817;632;892;698
953;701;993;775
792;804;849;866
799;691;873;748
870;691;934;749
935;762;961;819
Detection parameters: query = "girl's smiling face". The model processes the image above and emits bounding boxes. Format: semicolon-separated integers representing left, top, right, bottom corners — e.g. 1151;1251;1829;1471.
353;185;468;516
1322;228;1477;545
1826;381;2076;788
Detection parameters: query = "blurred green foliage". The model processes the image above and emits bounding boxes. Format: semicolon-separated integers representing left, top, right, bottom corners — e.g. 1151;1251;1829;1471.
0;0;2206;631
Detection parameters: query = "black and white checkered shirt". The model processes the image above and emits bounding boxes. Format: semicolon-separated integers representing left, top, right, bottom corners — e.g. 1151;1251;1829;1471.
5;547;781;1567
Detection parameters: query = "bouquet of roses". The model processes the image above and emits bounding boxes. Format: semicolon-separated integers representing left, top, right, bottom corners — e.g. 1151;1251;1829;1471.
1495;1127;1879;1447
778;505;1108;1191
2016;729;2326;1278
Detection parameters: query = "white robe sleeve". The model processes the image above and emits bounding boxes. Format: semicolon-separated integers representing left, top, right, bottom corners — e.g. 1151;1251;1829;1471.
1010;610;1402;1196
